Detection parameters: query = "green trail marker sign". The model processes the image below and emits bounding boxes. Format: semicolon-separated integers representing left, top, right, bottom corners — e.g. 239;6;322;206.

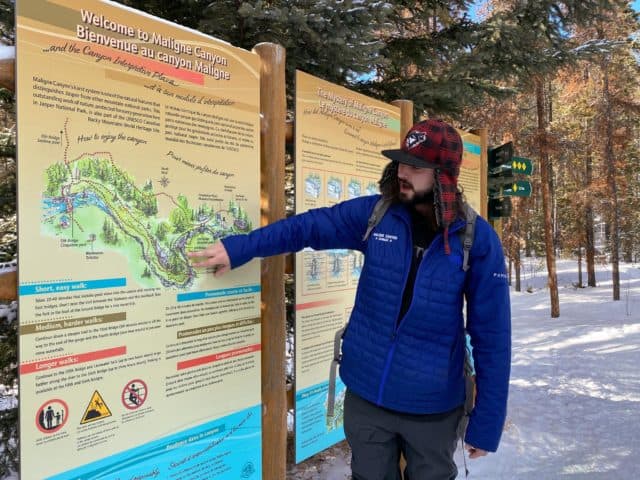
511;156;534;175
489;180;532;198
489;157;534;177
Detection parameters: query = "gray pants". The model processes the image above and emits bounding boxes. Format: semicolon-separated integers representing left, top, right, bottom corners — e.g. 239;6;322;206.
344;390;463;480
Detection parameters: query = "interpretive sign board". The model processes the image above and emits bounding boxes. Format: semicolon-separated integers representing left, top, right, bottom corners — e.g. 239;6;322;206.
17;1;262;478
458;131;487;217
294;70;400;463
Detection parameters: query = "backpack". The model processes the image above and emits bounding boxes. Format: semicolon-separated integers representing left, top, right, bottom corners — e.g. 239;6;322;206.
327;198;478;418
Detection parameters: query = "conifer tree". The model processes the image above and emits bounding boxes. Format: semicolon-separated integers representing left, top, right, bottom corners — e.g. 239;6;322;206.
119;0;390;96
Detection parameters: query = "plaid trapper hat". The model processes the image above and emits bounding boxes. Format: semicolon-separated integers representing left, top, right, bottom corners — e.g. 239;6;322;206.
381;119;463;254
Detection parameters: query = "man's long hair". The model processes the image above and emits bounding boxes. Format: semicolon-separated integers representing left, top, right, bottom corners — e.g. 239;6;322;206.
378;161;466;222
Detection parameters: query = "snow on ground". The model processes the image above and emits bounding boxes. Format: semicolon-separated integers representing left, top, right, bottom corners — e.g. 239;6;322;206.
291;258;640;479
452;259;640;479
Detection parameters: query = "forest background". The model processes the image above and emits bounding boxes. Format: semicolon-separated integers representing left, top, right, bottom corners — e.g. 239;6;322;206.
1;0;639;476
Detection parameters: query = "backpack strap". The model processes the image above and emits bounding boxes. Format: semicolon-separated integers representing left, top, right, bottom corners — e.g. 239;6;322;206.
458;206;479;455
362;198;391;242
461;203;477;272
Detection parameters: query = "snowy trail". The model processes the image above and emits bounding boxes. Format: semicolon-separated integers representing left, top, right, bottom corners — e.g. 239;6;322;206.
453;260;640;479
291;260;640;479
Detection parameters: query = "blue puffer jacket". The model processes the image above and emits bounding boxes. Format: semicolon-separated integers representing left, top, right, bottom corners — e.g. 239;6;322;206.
222;194;511;452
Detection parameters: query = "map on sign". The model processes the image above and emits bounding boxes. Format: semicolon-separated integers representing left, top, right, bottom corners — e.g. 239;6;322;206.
41;121;253;289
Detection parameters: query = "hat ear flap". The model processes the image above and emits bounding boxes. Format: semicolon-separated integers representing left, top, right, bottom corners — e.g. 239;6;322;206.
433;169;443;228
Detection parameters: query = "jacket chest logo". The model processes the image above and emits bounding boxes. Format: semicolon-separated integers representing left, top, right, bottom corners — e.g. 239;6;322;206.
372;232;398;243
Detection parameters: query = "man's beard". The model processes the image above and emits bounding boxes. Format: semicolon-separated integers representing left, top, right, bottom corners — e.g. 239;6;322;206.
399;189;435;207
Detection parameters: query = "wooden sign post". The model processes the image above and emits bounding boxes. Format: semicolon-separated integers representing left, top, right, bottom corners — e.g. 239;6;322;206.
253;42;287;480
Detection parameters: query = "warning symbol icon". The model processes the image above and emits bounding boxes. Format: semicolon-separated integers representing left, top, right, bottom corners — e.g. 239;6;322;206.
81;390;112;425
122;379;148;410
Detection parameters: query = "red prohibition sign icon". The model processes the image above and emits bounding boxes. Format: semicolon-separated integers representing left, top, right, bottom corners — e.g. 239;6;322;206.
121;379;148;410
36;398;69;434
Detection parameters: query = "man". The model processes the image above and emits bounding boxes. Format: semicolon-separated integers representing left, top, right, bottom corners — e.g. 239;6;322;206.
189;119;511;479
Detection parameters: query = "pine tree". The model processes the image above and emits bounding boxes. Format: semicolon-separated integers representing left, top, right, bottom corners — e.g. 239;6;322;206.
361;1;493;115
118;0;390;99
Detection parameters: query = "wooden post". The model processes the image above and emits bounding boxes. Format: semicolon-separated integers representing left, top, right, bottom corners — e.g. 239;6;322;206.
252;42;287;480
391;99;414;138
0;270;16;301
285;119;294;145
0;47;15;302
0;46;15;92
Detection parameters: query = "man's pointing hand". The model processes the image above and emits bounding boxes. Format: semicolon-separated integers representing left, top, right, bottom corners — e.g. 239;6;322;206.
187;242;231;277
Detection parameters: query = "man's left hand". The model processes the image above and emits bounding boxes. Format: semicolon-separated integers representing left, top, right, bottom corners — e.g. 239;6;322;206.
464;444;488;459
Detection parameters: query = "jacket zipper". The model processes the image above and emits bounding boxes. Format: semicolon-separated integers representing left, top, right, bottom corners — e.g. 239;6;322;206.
375;216;465;406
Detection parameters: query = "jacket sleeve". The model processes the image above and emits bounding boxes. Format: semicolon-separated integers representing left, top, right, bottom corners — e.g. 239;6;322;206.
221;195;376;269
464;219;511;452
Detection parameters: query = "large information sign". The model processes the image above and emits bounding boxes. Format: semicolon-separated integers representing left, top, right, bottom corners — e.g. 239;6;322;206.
294;71;400;462
17;1;262;478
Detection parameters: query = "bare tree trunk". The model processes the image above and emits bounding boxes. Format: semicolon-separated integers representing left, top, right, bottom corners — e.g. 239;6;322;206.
552;169;559;256
602;61;621;300
513;212;522;292
585;152;597;287
515;246;521;293
577;247;583;288
536;79;560;317
522;197;532;257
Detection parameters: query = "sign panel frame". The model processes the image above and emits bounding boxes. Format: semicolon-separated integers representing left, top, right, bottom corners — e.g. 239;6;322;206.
17;1;263;478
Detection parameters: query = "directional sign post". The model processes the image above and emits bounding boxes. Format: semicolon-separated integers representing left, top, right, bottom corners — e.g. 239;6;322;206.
489;197;512;219
489;158;534;178
511;156;534;175
487;144;533;223
503;180;532;197
489;180;532;198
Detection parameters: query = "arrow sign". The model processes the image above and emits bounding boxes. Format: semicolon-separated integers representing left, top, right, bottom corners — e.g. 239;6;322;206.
489;197;512;218
488;164;514;177
488;142;513;167
488;174;515;189
490;180;531;198
511;156;534;175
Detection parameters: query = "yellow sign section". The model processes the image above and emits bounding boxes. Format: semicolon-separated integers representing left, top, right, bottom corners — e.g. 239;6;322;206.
294;71;401;462
17;0;262;477
458;130;487;218
80;390;112;424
